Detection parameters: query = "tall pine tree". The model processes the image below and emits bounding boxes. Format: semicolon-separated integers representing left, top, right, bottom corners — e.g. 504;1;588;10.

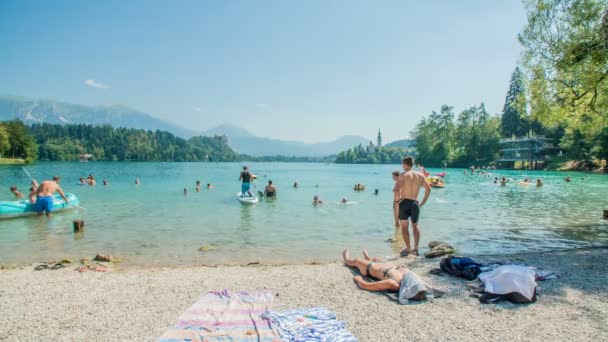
501;67;528;137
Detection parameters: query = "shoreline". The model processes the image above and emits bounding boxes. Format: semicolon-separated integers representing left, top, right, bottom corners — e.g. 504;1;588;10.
1;247;607;341
2;244;607;270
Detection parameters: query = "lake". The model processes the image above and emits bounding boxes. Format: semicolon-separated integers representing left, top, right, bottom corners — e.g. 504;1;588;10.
1;162;607;266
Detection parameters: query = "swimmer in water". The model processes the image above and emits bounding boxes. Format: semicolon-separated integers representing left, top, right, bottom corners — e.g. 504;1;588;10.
195;180;201;192
10;186;23;199
500;177;508;186
341;197;348;204
536;179;543;187
313;195;323;206
103;179;108;186
135;178;141;185
207;183;214;189
565;176;571;182
293;181;298;188
184;188;188;196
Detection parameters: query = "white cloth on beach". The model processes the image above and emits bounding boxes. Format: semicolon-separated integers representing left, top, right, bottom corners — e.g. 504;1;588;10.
478;265;537;301
398;271;432;304
262;307;358;342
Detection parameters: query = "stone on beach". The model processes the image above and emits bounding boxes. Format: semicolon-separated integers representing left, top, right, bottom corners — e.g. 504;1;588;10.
425;241;455;258
94;254;114;262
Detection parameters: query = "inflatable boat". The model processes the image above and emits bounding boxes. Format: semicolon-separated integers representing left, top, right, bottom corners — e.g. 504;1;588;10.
0;193;80;219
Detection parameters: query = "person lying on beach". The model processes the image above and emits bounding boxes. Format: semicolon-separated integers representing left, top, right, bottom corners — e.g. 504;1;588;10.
10;186;23;198
313;195;323;205
342;249;430;301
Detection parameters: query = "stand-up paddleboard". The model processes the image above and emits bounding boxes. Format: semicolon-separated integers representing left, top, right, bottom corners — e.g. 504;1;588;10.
236;192;259;204
0;193;80;219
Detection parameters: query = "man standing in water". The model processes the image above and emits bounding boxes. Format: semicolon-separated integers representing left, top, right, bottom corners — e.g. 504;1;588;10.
239;166;253;197
397;157;431;257
35;176;68;217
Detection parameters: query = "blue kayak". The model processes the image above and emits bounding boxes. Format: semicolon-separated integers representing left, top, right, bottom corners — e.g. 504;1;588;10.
0;193;80;219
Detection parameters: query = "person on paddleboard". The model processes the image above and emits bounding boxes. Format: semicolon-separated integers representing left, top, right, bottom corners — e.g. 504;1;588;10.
239;166;254;197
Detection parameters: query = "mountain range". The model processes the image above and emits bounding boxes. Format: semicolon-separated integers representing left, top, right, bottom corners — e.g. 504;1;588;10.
0;95;370;157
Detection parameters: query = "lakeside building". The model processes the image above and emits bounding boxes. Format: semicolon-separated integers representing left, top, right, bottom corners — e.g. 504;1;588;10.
496;135;558;169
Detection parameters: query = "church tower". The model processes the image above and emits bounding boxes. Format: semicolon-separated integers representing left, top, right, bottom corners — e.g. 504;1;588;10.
377;129;382;147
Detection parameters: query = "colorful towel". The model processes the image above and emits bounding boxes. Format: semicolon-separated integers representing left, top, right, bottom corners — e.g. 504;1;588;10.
263;307;358;342
159;290;281;342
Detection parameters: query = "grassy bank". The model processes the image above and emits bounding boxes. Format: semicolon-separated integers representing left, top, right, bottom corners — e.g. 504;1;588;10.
0;158;26;165
543;157;607;172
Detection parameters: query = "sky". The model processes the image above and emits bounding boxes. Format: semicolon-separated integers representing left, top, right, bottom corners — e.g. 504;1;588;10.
0;0;527;143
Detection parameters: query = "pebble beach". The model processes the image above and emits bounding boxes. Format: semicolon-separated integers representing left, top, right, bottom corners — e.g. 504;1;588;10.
1;247;606;341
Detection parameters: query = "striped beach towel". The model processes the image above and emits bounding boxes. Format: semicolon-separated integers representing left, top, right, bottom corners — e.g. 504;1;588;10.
263;307;358;342
159;290;281;342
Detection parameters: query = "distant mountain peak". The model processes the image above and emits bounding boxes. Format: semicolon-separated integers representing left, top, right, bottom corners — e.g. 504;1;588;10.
0;94;197;138
205;124;254;138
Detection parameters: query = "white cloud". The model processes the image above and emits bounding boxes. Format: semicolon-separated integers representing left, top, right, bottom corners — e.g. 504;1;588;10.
84;79;109;89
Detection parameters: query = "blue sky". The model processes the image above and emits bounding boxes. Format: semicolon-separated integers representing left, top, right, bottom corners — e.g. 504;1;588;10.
0;0;527;143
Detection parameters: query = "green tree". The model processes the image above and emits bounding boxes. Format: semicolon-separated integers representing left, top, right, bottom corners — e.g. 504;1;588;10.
0;125;10;157
519;0;608;162
501;67;529;137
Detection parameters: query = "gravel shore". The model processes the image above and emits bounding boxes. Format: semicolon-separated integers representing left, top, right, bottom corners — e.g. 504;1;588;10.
1;247;607;341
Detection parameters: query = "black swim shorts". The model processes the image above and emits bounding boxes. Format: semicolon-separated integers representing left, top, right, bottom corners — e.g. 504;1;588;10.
398;199;420;223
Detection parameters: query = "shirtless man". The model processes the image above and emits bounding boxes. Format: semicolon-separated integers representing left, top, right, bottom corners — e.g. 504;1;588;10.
35;176;68;217
264;180;276;198
396;157;431;257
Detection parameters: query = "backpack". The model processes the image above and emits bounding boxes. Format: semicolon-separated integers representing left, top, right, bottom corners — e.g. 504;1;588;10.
439;256;482;280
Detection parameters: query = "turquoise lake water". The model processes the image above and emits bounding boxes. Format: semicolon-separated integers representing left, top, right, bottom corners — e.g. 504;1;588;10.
1;162;607;266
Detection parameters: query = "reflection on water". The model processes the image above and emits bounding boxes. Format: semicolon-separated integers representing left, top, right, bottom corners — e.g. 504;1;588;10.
0;162;607;266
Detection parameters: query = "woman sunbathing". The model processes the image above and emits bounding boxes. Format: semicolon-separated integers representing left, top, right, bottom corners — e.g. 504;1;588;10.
343;249;428;300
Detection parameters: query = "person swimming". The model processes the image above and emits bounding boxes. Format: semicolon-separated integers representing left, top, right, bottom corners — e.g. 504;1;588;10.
195;180;201;192
500;177;508;186
135;178;141;185
264;180;276;198
10;186;23;199
184;187;188;196
565;176;572;182
293;181;298;188
313;195;323;206
207;183;213;189
103;179;108;186
78;177;86;185
374;188;379;195
536;179;543;187
341;197;348;204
